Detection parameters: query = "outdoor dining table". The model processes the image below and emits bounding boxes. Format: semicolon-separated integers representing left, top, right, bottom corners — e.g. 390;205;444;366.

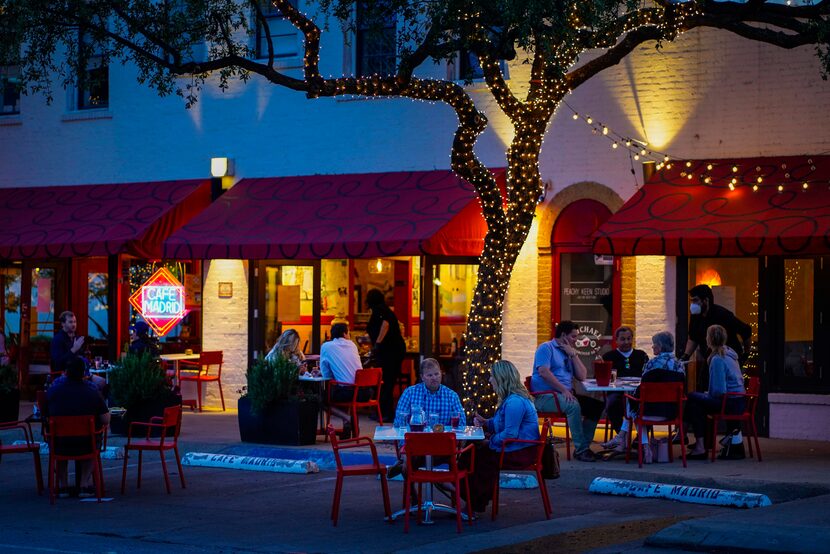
582;377;641;393
159;353;200;382
373;425;485;524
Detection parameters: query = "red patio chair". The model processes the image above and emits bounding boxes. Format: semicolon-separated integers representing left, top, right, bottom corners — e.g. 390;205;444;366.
326;367;383;438
0;420;44;494
708;376;762;462
403;432;474;533
326;424;391;526
492;419;552;521
121;405;186;494
178;351;225;412
47;415;105;504
525;376;571;460
624;382;687;468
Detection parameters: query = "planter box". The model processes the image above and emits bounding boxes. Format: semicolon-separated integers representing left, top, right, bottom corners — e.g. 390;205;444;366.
238;396;319;446
0;389;20;422
110;393;182;436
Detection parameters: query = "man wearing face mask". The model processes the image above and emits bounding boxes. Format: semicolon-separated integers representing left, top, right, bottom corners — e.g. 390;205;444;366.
682;284;752;390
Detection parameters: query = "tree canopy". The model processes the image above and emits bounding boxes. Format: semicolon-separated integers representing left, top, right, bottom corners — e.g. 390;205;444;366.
3;0;828;411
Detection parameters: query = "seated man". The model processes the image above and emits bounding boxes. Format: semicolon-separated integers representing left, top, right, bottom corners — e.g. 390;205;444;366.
602;326;649;434
387;357;464;478
320;323;365;438
530;320;604;462
45;357;110;498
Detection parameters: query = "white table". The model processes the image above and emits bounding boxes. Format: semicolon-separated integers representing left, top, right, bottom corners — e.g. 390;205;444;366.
160;354;201;408
583;378;640;393
373;425;485;524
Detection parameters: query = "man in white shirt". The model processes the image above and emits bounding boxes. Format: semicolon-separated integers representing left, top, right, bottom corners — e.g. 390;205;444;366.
320;323;365;438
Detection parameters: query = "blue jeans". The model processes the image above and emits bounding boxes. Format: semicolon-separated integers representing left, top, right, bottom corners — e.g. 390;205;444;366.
534;391;603;453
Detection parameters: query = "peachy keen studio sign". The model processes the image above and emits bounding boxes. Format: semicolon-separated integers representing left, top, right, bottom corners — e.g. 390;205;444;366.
128;267;187;336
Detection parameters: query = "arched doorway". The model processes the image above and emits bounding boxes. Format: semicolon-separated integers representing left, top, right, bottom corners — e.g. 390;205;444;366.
551;199;619;359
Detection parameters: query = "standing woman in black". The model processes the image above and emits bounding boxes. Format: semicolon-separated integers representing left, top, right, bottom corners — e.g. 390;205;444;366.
366;288;406;421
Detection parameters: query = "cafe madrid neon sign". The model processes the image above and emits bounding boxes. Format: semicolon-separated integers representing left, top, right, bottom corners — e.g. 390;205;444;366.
128;268;187;337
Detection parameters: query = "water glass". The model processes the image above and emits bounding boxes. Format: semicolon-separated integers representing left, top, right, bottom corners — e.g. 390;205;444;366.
428;412;439;428
94;356;102;370
611;369;618;384
395;410;409;432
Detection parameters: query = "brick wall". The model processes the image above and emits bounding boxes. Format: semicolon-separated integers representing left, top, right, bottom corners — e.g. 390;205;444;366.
633;256;677;351
201;260;249;409
502;219;539;377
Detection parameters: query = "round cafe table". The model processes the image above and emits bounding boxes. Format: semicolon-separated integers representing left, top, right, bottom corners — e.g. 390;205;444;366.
373;425;485;524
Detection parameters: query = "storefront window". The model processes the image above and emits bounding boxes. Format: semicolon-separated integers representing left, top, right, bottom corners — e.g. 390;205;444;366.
265;264;315;352
1;267;22;356
687;258;759;374
87;272;108;340
784;259;814;379
321;259;349;319
560;253;614;362
30;267;55;369
433;263;477;357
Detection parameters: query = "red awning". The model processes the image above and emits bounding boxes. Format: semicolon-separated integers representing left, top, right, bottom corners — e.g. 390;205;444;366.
593;155;830;256
0;180;211;260
163;170;505;259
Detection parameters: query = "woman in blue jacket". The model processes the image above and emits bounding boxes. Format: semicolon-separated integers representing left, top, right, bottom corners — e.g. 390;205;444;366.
685;324;746;460
466;360;540;512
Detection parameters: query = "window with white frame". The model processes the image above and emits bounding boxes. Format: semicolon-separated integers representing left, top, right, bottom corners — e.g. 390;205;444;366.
1;64;21;115
355;1;396;77
255;0;300;60
76;28;109;110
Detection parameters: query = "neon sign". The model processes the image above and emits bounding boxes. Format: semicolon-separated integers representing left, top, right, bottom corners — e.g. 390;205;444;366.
128;267;187;336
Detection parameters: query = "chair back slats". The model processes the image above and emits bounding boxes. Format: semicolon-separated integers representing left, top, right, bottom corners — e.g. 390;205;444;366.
637;382;684;404
199;351;223;376
160;405;183;441
355;367;382;388
534;419;551;466
404;432;458;458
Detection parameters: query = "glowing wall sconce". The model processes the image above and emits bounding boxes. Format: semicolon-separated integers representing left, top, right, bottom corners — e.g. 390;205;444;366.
210;157;234;177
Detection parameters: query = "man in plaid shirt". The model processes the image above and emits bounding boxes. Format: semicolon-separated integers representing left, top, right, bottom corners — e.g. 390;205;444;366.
387;358;464;479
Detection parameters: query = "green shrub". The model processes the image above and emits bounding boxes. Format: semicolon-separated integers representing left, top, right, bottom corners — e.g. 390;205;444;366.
244;355;301;414
109;351;169;409
0;362;18;394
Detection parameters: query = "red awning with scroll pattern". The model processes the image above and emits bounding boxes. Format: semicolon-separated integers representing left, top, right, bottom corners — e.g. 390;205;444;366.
0;179;211;260
593;155;830;256
164;170;505;259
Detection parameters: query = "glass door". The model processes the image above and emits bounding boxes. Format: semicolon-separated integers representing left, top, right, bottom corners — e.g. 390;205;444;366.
1;265;22;368
21;261;67;374
255;261;321;359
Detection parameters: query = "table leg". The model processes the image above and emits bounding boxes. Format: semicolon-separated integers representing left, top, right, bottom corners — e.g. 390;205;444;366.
387;454;472;523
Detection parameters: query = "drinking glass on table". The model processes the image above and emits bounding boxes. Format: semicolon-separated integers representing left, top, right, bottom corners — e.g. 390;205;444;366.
428;412;439;429
610;369;618;384
94;356;102;370
450;411;462;429
395;409;409;433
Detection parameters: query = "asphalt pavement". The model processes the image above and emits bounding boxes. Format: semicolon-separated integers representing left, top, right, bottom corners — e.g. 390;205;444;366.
1;402;828;553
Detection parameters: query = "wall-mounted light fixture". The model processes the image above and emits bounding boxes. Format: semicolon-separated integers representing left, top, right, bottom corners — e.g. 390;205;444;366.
211;157;234;177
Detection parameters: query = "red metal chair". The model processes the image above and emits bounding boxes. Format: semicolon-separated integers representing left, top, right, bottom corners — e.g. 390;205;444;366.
178;351;225;412
709;376;762;462
326;424;391;526
525;376;571;460
121;405;186;494
0;420;44;494
492;419;552;521
403;432;474;533
326;367;383;438
47;415;105;504
624;382;687;468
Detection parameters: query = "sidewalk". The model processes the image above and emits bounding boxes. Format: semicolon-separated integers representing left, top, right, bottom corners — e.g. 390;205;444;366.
1;403;828;553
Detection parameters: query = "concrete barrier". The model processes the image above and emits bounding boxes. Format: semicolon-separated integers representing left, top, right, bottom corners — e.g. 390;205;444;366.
589;477;772;508
182;452;319;474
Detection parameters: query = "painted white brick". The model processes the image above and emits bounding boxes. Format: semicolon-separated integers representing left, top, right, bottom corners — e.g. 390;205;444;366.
503;219;539;378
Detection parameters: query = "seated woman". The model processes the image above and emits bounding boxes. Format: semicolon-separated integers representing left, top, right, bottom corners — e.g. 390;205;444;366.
685;324;746;460
265;329;306;367
466;360;540;513
601;330;686;462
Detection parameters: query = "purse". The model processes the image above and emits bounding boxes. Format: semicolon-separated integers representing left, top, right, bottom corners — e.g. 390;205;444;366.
541;438;560;479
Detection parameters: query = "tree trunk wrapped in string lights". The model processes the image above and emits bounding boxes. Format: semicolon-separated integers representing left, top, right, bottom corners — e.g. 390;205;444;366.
4;0;829;413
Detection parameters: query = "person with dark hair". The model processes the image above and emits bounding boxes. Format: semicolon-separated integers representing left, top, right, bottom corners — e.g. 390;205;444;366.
685;324;746;460
50;311;85;374
601;326;649;433
365;288;406;421
128;320;160;358
320;323;364;438
45;357;109;498
530;320;604;461
682;284;752;391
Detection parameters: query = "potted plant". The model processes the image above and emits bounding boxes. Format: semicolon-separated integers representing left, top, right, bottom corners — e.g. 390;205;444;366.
237;355;319;445
108;351;180;435
0;362;19;423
